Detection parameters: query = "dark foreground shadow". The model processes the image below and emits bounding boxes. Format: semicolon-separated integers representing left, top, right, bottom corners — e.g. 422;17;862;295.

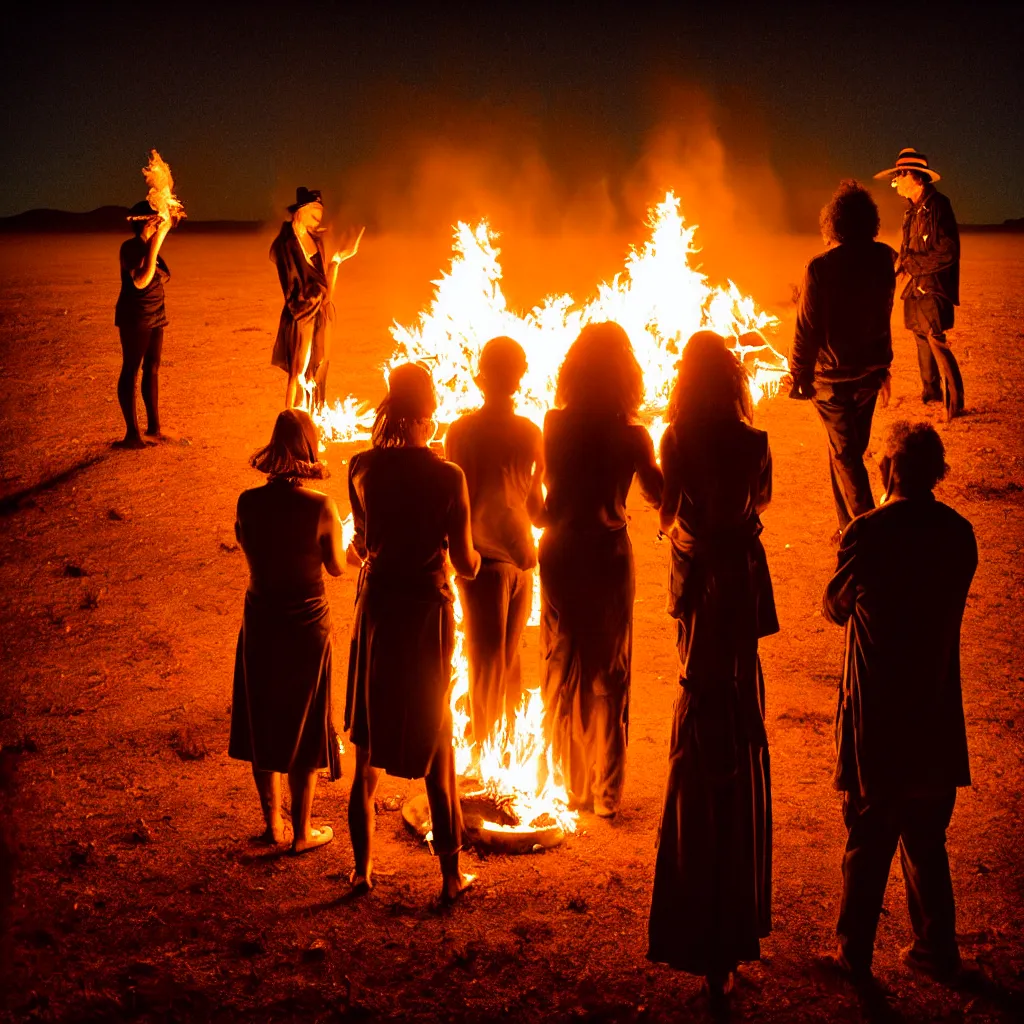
0;453;107;516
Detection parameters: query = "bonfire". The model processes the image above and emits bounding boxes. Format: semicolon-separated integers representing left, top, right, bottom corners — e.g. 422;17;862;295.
326;192;788;848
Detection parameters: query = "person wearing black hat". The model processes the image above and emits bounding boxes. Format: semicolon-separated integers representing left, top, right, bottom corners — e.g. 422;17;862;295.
874;149;965;421
269;187;363;410
113;199;173;447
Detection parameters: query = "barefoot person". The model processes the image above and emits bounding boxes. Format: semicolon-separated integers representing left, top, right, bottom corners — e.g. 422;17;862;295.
344;363;481;901
113;200;173;447
790;180;895;540
445;337;545;745
875;148;965;421
824;421;977;981
229;409;345;853
540;322;663;818
270;187;362;410
647;331;777;1013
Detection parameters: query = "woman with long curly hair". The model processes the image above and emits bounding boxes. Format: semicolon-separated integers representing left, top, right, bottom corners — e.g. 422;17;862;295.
540;322;663;818
647;331;778;1011
229;408;345;852
344;363;481;902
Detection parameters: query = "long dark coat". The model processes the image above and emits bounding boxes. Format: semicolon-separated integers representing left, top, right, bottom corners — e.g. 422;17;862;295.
823;495;977;798
899;185;960;333
269;222;331;379
648;417;777;975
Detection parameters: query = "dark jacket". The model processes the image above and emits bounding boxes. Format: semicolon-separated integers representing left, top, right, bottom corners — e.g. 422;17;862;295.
791;241;896;390
898;184;960;306
823;496;977;798
269;222;330;374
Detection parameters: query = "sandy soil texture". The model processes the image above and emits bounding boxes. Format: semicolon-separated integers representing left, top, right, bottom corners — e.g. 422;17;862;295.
0;229;1022;1022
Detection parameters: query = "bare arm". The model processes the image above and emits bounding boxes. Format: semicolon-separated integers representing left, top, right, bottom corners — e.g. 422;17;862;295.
346;460;368;566
129;219;171;289
635;425;664;508
755;438;773;515
526;424;546;525
447;467;481;579
658;427;681;533
329;226;365;294
319;496;345;577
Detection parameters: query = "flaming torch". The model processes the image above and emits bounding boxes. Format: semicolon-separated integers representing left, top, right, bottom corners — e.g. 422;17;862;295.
135;149;186;224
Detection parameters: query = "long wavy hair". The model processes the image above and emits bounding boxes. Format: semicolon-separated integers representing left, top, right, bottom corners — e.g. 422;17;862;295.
371;362;438;448
667;331;752;430
820;179;881;245
250;408;328;480
555;321;644;419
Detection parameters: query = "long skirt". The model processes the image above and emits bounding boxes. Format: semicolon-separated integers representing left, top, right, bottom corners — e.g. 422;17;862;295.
344;575;456;780
228;587;333;774
540;527;634;815
647;666;772;975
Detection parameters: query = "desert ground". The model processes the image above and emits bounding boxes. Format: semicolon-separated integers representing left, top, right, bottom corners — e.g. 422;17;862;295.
0;225;1022;1023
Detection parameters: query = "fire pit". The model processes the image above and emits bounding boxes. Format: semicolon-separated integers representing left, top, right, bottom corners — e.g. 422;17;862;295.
402;779;567;855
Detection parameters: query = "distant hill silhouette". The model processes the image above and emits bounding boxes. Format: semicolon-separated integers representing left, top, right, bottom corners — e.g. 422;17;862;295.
959;218;1024;233
0;207;262;234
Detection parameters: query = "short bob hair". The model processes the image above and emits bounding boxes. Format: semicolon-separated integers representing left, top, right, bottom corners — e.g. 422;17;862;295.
820;179;881;245
250;408;327;480
885;420;948;494
371;361;438;448
555;321;644;418
477;336;527;398
667;330;752;429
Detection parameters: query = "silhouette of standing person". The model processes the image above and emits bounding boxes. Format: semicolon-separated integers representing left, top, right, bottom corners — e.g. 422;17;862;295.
270;187;362;410
874;148;965;420
113;200;173;447
824;421;976;981
647;331;777;1013
790;180;895;539
344;363;481;902
445;337;545;745
229;409;345;852
540;322;662;818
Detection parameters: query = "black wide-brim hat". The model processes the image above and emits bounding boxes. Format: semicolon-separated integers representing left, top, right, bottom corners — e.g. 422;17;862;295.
127;199;158;219
288;186;323;213
874;148;940;183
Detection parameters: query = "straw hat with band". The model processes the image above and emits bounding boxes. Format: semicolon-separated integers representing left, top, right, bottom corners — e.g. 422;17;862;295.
873;148;941;183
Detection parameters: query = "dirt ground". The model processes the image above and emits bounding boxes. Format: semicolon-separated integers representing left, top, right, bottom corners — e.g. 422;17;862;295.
0;228;1022;1023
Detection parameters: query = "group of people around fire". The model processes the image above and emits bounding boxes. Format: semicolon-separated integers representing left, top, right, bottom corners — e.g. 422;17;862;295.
115;148;977;1013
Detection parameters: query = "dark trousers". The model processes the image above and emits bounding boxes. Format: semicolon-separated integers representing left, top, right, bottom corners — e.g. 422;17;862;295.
424;734;464;856
838;789;960;974
914;331;965;415
811;382;879;530
458;560;532;745
117;325;163;438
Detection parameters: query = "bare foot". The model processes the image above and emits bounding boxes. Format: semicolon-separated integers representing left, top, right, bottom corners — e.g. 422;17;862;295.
144;429;181;443
440;871;476;905
349;867;374;892
253;823;286;845
291;825;334;854
112;435;150;450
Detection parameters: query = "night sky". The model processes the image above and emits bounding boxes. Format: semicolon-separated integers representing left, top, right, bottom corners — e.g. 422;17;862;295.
2;3;1021;227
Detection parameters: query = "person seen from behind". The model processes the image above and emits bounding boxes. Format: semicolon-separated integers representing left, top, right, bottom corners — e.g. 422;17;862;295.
647;331;777;1014
445;337;545;746
790;180;896;542
229;409;345;853
344;363;481;903
823;421;977;982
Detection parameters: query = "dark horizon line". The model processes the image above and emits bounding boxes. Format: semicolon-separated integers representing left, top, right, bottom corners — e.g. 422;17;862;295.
1;206;1022;235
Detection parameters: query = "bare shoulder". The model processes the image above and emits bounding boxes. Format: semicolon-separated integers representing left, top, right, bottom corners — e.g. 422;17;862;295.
439;457;468;493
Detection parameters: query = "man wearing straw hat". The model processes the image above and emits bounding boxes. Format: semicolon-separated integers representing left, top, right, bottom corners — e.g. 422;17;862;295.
874;149;965;422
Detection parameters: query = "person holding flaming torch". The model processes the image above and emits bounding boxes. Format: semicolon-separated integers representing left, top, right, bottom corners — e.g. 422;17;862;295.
270;187;363;411
344;363;481;902
113;150;184;447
